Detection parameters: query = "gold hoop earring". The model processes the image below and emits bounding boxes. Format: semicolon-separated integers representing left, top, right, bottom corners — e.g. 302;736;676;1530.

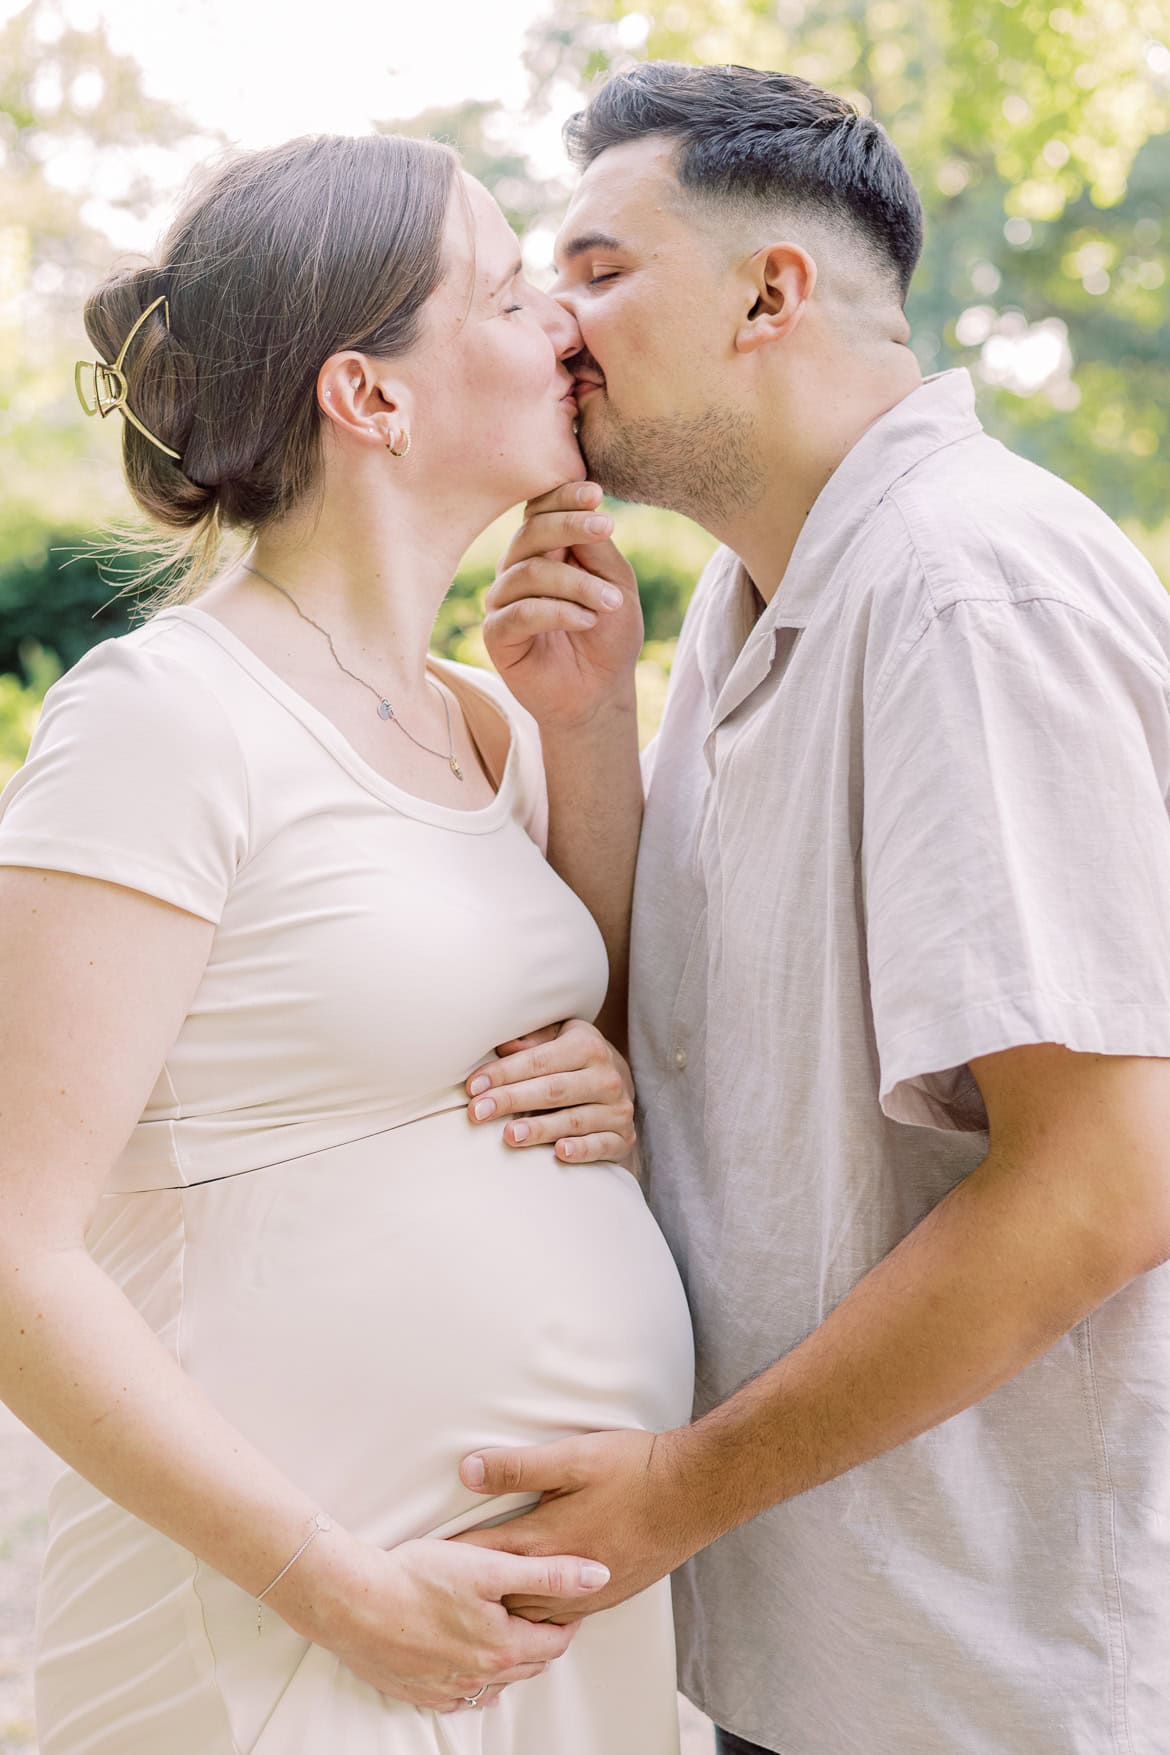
387;430;411;458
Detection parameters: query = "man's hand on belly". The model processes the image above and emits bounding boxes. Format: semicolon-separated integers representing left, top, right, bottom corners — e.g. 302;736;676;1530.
452;1429;699;1622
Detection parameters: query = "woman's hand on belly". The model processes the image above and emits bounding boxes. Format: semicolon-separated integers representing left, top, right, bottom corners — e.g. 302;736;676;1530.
466;1018;637;1167
289;1533;611;1713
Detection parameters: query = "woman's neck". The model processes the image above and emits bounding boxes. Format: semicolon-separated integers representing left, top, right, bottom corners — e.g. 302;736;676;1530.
241;475;495;708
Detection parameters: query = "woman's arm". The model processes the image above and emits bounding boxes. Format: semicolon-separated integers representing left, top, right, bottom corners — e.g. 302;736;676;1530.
0;865;607;1711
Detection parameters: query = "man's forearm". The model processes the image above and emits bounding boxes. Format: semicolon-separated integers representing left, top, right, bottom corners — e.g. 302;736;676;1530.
541;690;644;1048
673;1145;1158;1547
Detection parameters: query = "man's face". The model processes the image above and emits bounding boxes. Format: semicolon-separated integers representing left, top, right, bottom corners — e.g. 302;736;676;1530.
551;136;764;520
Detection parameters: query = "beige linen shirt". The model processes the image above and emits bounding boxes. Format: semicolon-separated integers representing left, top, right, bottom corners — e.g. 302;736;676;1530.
630;369;1170;1754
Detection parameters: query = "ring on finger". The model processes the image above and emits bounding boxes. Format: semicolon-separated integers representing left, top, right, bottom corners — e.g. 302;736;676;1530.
462;1684;489;1706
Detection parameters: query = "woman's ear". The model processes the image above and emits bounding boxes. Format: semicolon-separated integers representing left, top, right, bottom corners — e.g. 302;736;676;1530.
735;242;817;355
317;352;413;450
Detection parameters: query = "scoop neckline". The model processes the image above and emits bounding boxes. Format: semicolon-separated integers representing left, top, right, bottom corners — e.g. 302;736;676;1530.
151;603;518;835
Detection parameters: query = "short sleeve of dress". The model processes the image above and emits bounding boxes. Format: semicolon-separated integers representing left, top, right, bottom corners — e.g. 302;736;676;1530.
0;633;250;925
507;696;549;855
862;596;1170;1131
451;662;549;855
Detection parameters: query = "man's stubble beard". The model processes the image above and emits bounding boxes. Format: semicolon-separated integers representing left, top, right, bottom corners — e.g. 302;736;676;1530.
578;399;766;524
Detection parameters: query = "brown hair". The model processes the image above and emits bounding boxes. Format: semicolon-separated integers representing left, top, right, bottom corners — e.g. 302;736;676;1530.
83;131;458;603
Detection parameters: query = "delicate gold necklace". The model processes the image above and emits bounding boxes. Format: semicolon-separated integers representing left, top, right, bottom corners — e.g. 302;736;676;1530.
242;562;464;781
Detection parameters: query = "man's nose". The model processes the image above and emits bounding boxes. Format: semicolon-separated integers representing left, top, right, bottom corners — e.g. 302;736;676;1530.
548;289;584;360
550;276;577;318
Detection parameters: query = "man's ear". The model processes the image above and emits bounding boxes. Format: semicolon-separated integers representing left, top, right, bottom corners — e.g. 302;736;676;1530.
734;242;817;355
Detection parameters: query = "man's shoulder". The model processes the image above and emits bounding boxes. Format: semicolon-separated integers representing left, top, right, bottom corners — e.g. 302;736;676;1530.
670;542;743;651
883;432;1164;625
689;541;742;602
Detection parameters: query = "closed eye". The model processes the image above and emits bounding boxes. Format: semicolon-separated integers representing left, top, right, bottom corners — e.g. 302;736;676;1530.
589;272;620;286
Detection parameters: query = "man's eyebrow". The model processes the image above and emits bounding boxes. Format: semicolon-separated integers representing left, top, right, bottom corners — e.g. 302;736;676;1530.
558;230;626;264
489;258;523;296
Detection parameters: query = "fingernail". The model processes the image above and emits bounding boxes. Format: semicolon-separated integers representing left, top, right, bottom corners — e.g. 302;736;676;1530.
576;484;595;504
474;1097;496;1121
464;1455;485;1488
601;585;622;608
559;1139;577;1158
580;1563;610;1588
511;1120;530;1143
585;514;611;534
468;1075;491;1097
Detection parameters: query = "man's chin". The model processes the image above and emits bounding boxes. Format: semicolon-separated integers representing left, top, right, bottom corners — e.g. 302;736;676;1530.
577;439;620;502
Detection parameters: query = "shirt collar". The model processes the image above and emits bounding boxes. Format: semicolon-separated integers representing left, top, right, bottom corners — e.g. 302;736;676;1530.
704;369;984;732
767;368;983;628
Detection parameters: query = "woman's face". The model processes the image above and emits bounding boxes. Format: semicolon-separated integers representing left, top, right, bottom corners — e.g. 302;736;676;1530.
407;172;587;506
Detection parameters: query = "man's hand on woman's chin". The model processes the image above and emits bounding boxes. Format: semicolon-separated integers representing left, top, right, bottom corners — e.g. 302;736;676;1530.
450;1427;701;1623
483;481;643;732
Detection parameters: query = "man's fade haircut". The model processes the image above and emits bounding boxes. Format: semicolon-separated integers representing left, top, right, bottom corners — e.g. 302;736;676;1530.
564;62;924;305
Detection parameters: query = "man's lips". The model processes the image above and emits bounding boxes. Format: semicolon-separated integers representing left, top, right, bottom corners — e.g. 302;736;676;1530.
572;379;603;403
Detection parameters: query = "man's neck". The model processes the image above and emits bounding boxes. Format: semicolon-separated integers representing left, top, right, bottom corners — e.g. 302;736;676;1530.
723;353;923;605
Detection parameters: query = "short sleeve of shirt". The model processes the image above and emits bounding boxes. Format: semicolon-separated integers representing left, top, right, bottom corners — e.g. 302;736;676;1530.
863;596;1170;1130
640;733;659;796
0;634;250;924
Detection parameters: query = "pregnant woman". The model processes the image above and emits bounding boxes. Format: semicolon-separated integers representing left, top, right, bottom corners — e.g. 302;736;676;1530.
0;133;693;1753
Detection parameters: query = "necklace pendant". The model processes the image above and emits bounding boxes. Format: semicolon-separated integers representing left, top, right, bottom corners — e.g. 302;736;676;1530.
450;757;464;781
377;700;394;721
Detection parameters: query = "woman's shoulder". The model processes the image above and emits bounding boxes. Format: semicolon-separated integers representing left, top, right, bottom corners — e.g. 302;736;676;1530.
34;615;248;778
46;610;238;712
429;656;548;852
429;653;531;719
0;616;251;925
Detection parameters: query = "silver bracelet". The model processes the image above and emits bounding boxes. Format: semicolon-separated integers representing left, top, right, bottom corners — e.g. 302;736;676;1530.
255;1512;333;1635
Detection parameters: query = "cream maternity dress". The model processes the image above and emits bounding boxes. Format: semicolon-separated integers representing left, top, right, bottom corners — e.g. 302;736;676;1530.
0;604;695;1755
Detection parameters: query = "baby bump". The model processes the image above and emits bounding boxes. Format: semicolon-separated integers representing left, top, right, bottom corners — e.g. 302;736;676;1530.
171;1106;695;1543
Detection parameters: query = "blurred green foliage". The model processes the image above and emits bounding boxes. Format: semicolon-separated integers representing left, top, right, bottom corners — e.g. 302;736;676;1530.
0;542;134;677
1;0;1167;764
0;642;60;786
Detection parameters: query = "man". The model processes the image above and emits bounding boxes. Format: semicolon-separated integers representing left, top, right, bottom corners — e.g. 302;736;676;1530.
457;62;1170;1753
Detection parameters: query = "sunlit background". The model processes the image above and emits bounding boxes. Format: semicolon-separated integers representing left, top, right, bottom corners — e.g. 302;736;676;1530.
3;0;1170;781
1;8;1169;1737
7;0;575;246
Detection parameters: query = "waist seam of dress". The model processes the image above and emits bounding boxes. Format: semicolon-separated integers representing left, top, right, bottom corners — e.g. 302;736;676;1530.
117;1095;472;1193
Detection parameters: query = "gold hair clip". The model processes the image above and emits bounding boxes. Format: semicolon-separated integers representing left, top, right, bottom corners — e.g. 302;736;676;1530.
74;293;182;462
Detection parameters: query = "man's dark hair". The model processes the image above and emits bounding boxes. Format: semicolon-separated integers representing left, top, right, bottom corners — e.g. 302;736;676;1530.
564;62;924;304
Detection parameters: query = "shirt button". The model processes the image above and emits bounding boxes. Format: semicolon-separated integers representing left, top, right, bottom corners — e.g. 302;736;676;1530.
673;1047;688;1071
